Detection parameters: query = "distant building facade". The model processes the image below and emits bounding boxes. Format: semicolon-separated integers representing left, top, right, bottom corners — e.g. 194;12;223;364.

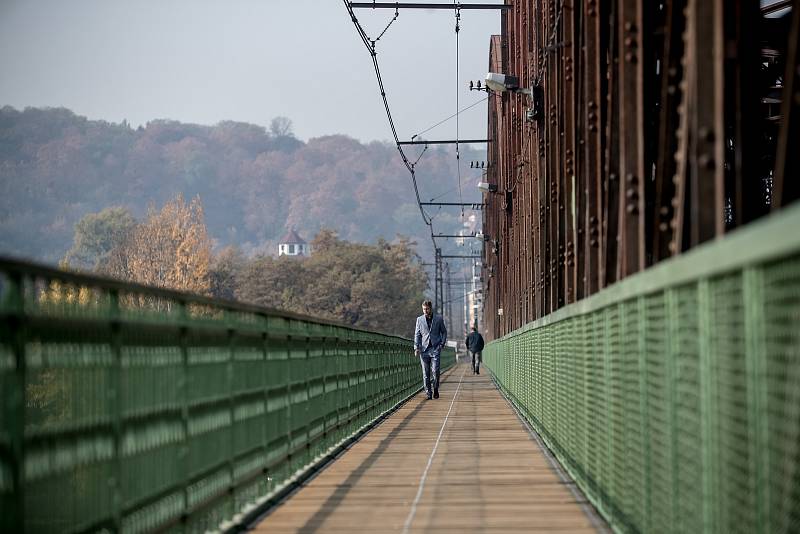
278;228;309;257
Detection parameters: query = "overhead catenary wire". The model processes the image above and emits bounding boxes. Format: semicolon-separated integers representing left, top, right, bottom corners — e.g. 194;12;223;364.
343;1;486;295
343;0;435;240
454;3;464;219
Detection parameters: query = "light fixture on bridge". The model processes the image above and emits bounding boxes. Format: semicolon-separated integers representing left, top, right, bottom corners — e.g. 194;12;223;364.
485;73;524;94
486;73;543;124
477;181;497;193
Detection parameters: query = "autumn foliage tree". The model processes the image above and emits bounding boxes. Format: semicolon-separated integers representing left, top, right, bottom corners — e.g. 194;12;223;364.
107;194;212;295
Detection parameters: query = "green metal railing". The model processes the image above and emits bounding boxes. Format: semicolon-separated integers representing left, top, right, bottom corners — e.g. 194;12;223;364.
486;203;800;534
0;259;455;533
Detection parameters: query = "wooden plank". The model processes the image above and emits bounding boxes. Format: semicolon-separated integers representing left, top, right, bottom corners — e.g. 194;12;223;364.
252;364;607;533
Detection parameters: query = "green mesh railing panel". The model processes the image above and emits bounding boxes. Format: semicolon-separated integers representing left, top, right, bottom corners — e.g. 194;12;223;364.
485;204;800;534
0;260;455;533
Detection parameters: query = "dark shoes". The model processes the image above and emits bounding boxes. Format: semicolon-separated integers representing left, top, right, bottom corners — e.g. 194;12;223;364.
433;389;439;399
426;393;433;400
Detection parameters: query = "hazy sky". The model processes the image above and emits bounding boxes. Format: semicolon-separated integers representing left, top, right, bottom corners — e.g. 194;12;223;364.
0;0;502;143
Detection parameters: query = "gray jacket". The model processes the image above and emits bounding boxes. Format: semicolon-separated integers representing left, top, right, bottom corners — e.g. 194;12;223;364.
414;314;448;354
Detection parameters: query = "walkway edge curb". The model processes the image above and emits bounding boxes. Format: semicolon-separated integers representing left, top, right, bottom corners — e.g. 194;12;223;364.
489;371;613;534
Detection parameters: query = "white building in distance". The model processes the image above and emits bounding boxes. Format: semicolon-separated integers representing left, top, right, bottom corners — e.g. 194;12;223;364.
278;228;309;257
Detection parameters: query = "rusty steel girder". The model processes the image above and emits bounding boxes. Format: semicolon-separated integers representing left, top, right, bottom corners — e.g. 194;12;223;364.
482;0;797;340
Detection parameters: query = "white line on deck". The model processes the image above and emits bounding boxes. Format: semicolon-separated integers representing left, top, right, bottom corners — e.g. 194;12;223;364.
402;364;468;534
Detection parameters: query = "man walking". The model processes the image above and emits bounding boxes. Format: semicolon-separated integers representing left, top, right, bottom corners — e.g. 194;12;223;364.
465;325;485;374
414;300;447;400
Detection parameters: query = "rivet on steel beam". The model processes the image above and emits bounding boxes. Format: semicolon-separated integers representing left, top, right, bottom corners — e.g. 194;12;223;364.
698;127;715;143
698;154;715;170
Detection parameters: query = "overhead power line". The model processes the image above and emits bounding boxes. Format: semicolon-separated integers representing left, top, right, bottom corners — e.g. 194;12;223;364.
343;0;493;279
349;3;512;10
343;0;434;237
420;202;484;209
398;139;491;145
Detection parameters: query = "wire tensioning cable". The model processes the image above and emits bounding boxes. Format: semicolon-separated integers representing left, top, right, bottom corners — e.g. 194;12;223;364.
412;96;489;140
374;6;400;45
412;143;429;168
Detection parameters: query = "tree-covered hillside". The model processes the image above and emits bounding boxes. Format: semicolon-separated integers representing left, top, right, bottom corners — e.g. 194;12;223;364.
0;106;483;263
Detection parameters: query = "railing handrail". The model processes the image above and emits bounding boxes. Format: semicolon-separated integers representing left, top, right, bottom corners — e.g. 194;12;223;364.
0;255;411;341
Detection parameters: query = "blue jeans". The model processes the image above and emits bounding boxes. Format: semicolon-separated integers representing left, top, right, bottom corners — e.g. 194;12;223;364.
419;348;440;396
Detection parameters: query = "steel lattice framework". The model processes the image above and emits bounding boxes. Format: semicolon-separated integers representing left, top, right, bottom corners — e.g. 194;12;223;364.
482;0;800;339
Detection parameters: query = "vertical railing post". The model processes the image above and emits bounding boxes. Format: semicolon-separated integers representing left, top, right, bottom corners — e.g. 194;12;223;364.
666;288;679;529
260;323;269;494
226;312;236;516
285;330;293;471
698;280;717;533
177;300;190;527
109;289;123;532
636;296;651;531
744;267;769;533
3;271;25;532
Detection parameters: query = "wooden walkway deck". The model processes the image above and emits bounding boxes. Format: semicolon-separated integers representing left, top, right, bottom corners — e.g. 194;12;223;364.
251;362;608;533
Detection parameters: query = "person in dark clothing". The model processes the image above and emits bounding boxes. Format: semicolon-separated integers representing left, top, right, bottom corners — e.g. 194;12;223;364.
465;325;485;374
